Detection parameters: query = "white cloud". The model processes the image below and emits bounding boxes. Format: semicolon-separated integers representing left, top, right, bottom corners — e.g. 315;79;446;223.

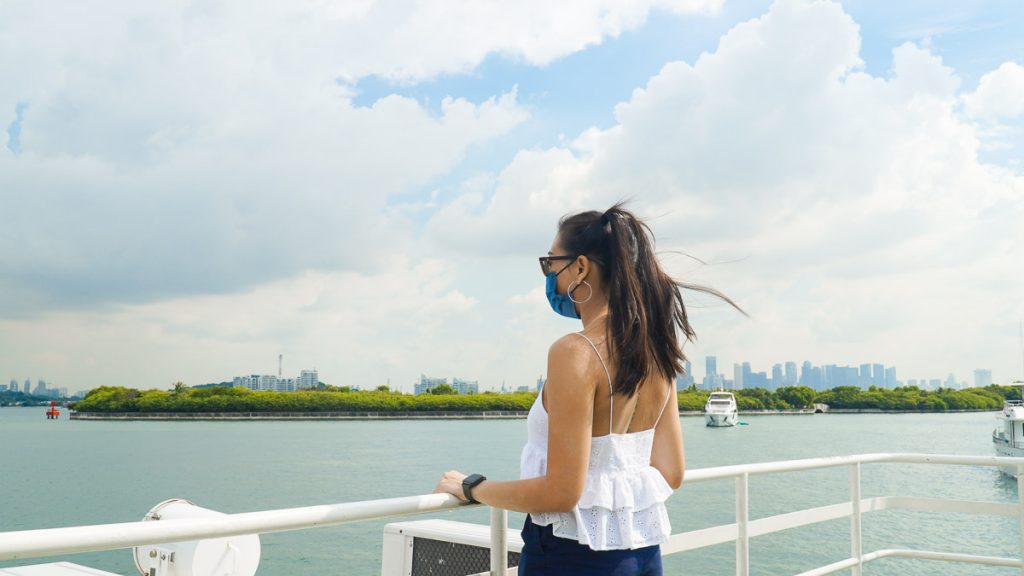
0;257;481;392
963;62;1024;122
425;0;1024;383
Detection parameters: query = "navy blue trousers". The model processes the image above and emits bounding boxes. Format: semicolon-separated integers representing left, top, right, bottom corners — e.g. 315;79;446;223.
518;514;663;576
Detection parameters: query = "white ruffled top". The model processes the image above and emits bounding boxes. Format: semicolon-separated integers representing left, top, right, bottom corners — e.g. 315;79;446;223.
519;332;675;551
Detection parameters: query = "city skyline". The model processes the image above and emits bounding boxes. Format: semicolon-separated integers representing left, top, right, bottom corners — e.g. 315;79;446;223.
2;1;1022;394
4;348;1013;397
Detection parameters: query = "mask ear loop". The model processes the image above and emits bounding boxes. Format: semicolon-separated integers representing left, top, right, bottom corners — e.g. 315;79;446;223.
568;280;593;304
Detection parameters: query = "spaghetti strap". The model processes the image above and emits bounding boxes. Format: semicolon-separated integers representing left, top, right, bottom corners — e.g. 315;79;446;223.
573;332;614;435
652;384;674;429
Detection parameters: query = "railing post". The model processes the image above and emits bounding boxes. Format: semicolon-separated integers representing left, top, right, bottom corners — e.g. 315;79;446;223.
1017;465;1024;576
736;472;749;576
850;462;862;576
490;507;508;576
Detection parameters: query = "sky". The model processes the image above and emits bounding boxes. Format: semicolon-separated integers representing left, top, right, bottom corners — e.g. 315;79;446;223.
1;0;1023;395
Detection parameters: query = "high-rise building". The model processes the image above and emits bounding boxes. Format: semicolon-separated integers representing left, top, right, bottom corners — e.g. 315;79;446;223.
8;378;16;391
799;361;812;386
23;379;30;394
536;376;546;392
703;356;718;389
974;369;993;387
298;370;319;390
676;361;694;390
771;364;783;390
885;367;897;388
733;363;744;390
784;362;797;386
872;364;884;387
452;378;479;395
944;373;957;388
414;374;447;395
859;364;872;388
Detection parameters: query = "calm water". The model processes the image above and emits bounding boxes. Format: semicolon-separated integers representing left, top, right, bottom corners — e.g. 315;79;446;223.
0;407;1019;575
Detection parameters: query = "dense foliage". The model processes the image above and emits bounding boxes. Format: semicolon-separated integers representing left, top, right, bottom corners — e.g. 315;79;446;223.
679;384;1014;412
69;386;537;413
68;383;1020;414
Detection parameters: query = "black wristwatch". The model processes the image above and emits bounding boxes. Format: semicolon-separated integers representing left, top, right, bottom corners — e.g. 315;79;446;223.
462;473;487;503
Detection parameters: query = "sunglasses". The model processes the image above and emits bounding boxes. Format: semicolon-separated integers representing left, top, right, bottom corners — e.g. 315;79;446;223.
538;255;577;276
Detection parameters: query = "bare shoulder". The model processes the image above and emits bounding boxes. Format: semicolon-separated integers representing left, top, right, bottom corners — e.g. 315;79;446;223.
546;334;597;391
547;333;592;365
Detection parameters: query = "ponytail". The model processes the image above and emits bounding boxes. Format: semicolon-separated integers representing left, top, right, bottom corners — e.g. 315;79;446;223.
558;202;745;397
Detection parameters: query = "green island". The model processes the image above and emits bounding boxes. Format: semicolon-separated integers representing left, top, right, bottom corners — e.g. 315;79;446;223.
67;383;1021;414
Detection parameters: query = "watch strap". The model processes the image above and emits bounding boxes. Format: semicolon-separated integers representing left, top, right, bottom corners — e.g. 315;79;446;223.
461;473;486;503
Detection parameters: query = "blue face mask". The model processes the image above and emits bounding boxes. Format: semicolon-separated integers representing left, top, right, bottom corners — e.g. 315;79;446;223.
546;272;580;319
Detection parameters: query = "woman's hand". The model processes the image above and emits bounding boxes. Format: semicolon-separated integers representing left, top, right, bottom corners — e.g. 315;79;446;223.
434;470;470;502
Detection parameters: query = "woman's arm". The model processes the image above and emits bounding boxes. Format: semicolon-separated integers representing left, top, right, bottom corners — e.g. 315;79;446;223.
434;335;596;513
650;389;685;489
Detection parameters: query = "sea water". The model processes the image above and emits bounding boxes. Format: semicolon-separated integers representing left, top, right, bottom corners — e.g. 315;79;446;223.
0;407;1018;575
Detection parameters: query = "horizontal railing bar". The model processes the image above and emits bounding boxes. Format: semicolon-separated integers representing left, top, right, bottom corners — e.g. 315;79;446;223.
862;548;1023;568
662;522;737;554
866;496;1017;517
793;557;860;576
684;453;1024;483
0;493;469;562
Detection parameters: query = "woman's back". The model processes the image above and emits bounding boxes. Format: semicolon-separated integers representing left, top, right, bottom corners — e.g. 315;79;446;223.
519;330;676;550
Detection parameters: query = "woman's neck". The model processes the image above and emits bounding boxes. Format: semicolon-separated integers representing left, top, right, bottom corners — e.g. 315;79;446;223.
580;308;610;332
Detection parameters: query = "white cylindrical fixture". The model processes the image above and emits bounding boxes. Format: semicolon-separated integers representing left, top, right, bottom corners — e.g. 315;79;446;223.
133;499;260;576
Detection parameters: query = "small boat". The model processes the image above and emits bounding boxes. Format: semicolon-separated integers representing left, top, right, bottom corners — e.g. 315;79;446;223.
704;391;738;427
994;321;1024;474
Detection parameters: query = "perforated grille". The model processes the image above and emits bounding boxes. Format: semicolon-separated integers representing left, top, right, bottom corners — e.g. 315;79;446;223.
410;537;520;576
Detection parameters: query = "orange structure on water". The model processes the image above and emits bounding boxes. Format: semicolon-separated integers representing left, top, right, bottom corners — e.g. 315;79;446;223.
45;401;60;419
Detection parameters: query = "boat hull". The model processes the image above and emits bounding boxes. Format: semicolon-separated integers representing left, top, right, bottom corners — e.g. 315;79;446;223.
705;412;738;427
994;440;1024;476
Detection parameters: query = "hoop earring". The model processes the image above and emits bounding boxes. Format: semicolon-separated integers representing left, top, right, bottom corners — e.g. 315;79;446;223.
568;280;593;305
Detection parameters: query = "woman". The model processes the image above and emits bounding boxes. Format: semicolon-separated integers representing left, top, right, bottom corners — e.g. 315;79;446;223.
434;204;743;575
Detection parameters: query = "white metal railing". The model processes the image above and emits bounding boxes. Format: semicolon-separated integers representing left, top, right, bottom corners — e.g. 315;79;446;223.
1;453;1024;576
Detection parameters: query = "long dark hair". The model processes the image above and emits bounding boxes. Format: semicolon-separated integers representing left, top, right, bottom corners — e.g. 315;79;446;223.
558;202;746;398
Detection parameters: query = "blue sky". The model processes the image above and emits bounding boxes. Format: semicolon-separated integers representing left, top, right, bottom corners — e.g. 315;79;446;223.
1;0;1022;394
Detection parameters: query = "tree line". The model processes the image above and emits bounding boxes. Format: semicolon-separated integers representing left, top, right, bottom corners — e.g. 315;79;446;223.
678;384;1016;411
68;383;1021;413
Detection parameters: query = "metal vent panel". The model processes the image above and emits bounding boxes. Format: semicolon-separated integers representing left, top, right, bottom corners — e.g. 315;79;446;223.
410;537;520;576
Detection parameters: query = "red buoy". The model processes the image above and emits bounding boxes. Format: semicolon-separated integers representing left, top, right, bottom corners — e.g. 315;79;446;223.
46;401;61;420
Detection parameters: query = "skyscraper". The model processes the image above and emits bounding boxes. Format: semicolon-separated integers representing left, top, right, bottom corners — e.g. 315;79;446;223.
859;364;872;388
771;364;783;390
733;363;744;390
676;360;694;390
784;362;797;386
703;356;718;389
23;379;30;394
974;369;993;387
871;364;884;387
799;361;812;386
885;367;897;388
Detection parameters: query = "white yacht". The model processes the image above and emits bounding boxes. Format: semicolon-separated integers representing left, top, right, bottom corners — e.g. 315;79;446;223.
992;382;1024;476
704;391;738;427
